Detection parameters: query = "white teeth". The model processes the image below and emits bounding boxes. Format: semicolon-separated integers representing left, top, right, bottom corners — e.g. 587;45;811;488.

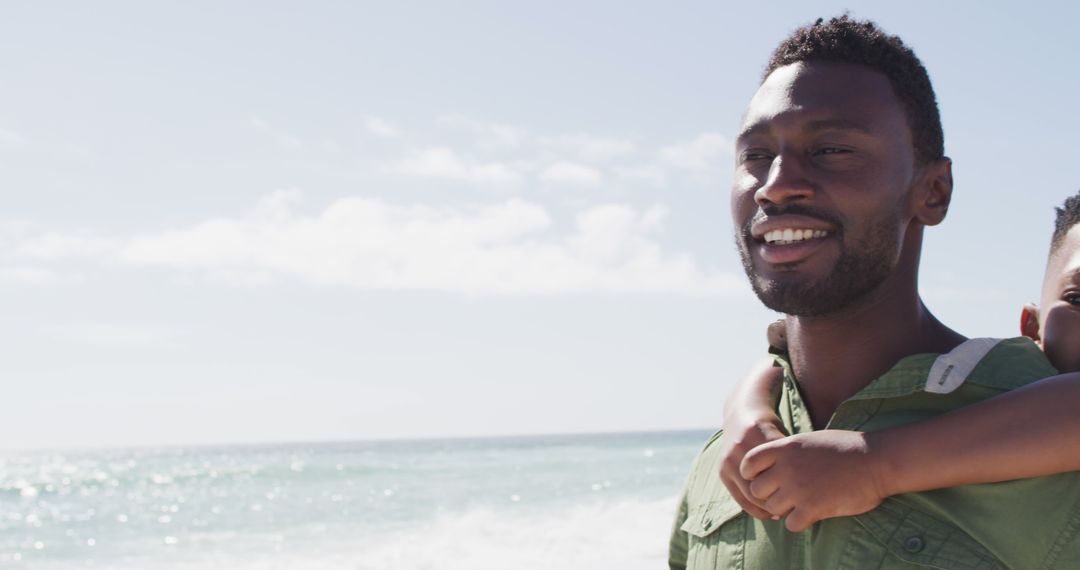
763;228;829;245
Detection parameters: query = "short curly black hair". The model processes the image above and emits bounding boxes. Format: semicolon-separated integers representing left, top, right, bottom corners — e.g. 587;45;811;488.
1051;191;1080;255
764;15;944;164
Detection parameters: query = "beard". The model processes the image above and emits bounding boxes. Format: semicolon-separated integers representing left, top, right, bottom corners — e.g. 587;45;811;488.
736;210;901;317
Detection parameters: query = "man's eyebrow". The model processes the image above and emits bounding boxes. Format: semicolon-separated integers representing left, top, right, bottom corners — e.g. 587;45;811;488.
736;122;770;142
804;118;874;135
736;118;874;142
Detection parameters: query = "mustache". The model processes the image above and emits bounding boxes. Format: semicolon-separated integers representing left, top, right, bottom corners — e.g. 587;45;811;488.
741;203;844;238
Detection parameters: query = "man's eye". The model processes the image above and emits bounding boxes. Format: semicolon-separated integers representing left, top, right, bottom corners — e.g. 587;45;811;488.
741;149;773;162
1065;292;1080;306
813;146;850;156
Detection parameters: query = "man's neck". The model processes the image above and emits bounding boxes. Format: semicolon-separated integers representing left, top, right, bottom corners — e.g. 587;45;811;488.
784;282;964;429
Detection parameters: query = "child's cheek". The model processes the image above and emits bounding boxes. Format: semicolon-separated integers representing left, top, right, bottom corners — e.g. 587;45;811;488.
1041;305;1080;374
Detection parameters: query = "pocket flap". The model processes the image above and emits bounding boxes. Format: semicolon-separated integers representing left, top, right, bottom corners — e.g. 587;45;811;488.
679;488;745;538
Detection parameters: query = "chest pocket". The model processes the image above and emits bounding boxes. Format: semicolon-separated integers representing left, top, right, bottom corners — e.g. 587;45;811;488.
680;490;747;569
850;499;1007;570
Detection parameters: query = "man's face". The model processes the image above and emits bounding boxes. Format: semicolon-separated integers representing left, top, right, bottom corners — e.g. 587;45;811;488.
1035;225;1080;373
732;62;919;316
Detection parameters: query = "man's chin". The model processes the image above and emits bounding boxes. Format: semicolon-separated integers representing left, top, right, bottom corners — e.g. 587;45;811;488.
751;278;843;317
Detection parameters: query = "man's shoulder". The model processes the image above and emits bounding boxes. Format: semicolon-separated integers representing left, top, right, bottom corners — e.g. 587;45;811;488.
681;429;732;503
699;429;725;452
965;336;1057;391
684;430;725;485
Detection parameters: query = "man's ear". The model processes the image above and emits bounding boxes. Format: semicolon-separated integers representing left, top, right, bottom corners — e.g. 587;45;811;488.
912;157;953;226
1020;303;1041;342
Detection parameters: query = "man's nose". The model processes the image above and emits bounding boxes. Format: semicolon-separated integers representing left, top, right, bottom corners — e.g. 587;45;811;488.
754;154;814;207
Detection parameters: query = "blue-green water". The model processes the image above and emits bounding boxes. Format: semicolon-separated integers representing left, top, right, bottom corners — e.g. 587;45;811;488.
1;430;711;569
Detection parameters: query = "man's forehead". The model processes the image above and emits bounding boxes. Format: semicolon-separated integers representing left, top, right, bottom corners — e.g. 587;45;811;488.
738;61;905;136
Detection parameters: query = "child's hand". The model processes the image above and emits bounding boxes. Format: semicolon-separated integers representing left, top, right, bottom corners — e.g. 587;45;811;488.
739;430;888;532
718;411;788;520
719;356;786;520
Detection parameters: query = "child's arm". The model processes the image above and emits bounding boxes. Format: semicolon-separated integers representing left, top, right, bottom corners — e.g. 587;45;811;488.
718;357;787;520
740;372;1080;532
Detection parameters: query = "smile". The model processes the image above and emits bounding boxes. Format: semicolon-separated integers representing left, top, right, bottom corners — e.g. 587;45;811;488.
762;228;831;245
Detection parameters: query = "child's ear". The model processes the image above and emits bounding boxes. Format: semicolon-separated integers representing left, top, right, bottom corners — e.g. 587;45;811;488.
912;158;953;226
1020;303;1041;342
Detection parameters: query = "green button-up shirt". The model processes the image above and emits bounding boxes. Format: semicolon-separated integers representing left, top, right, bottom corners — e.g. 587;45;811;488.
669;337;1080;570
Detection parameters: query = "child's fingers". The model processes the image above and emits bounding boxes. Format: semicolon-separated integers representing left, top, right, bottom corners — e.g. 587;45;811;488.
784;507;817;533
749;470;780;501
763;490;793;519
720;449;772;519
740;443;777;480
733;488;775;520
722;472;774;520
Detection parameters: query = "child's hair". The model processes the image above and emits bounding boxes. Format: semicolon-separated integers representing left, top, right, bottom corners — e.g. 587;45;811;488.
1051;191;1080;255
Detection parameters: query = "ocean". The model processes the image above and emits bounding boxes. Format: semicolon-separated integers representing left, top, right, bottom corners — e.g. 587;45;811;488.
1;429;712;569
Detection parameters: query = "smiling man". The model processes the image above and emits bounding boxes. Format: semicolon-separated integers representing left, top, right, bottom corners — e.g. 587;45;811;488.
669;16;1080;569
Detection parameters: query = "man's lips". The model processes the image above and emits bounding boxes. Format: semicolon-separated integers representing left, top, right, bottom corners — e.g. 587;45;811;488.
750;215;837;242
756;237;833;265
748;214;838;266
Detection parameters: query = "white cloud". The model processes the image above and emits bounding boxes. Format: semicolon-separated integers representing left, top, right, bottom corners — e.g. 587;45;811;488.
351;113;734;191
659;132;729;170
614;165;667;187
0;128;26;148
0;266;62;285
13;232;117;259
392;147;523;186
6;191;746;298
567;204;665;261
0;223;89;284
249;115;303;150
364;116;402;139
539;161;603;187
43;323;185;349
540;133;637;161
438;114;525;149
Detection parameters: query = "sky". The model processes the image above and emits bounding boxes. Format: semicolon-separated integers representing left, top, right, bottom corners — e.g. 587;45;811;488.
3;1;1079;450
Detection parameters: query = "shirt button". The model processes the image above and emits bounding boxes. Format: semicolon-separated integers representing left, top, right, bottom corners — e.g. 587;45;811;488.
702;518;713;531
903;536;926;553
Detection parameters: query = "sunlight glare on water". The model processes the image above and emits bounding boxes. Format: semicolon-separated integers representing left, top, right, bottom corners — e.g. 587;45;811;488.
0;430;708;569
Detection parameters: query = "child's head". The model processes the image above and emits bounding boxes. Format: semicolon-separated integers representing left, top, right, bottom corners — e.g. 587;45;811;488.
1022;191;1080;373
